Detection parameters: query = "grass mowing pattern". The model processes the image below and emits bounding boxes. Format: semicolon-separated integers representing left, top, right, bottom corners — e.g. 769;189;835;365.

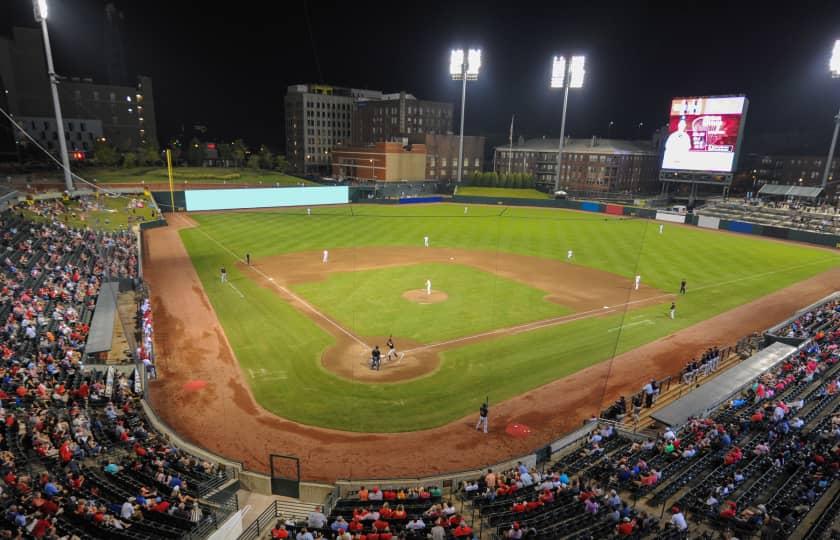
292;263;572;342
179;204;839;431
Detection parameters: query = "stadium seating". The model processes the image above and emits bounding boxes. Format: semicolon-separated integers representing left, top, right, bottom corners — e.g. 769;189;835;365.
0;209;228;539
460;296;840;539
698;201;840;235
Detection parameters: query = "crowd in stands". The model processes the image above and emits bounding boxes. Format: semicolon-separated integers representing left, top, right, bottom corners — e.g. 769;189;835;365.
137;297;156;380
0;210;224;539
287;485;472;540
773;298;839;340
460;297;840;539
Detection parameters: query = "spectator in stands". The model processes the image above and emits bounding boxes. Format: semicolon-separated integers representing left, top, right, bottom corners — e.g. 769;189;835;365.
308;505;327;529
669;506;688;532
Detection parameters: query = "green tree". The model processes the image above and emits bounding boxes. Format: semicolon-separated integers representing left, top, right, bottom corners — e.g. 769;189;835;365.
218;143;233;166
93;140;119;167
491;172;500;187
122;152;137;169
232;139;247;167
257;145;274;169
186;137;204;166
247;154;261;169
137;141;161;166
273;154;290;173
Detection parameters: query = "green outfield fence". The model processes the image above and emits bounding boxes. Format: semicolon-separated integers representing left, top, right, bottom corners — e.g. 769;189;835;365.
452;195;840;248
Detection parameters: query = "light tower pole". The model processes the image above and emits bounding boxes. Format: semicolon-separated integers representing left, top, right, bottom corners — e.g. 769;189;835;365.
33;0;73;192
550;55;586;193
450;48;481;183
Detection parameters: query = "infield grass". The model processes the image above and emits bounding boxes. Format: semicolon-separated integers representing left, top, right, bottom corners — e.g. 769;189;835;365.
179;204;840;431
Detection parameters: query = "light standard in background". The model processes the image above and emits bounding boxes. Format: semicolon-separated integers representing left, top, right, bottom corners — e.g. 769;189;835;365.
33;0;73;192
822;39;840;190
450;48;481;183
550;55;586;193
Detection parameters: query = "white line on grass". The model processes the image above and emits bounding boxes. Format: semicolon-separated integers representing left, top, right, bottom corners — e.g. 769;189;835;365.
227;282;245;298
607;319;654;333
179;214;369;348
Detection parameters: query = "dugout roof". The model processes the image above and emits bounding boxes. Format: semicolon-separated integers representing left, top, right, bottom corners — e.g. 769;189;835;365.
85;282;120;354
650;341;797;428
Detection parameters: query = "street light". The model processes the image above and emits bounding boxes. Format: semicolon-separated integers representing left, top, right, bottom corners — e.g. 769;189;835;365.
33;0;73;192
450;47;481;183
821;39;840;189
550;54;586;193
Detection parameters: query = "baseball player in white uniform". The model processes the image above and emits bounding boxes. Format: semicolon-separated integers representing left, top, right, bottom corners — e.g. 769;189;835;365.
307;208;312;216
659;224;664;234
322;249;329;264
424;235;429;247
567;249;574;260
426;279;432;295
634;275;641;290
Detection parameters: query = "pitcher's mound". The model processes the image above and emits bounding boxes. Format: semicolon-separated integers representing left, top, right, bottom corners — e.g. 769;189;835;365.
403;289;448;304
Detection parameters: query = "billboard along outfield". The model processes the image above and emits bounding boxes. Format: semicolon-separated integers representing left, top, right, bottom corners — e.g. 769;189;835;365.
184;186;349;211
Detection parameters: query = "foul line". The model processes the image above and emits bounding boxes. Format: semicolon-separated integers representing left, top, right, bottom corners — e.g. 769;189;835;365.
174;214;369;348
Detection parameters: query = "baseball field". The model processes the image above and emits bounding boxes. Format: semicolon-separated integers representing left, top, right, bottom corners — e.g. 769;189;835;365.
168;203;839;434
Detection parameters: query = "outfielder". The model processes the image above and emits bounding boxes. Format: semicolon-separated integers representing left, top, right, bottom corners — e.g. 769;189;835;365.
426;279;432;295
424;235;430;247
669;302;676;319
307;207;312;216
220;267;227;283
634;275;641;290
659;224;664;234
322;249;329;264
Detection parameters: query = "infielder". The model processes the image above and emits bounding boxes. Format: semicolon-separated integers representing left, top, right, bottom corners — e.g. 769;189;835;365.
475;400;488;433
322;249;329;264
567;249;574;260
634;275;641;290
426;279;432;295
679;279;687;295
424;235;430;247
669;302;676;319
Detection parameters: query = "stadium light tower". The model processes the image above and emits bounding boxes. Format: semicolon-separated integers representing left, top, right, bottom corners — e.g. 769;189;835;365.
550;55;585;193
450;48;481;183
822;39;840;189
33;0;73;192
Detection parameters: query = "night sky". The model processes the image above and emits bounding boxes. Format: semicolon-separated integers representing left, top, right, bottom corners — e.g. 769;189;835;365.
6;0;840;154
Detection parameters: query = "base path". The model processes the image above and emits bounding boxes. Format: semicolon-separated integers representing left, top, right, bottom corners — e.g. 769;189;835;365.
144;214;840;483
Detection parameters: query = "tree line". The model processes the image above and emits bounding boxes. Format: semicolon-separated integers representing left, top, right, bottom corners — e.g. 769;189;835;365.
466;171;537;189
92;137;289;172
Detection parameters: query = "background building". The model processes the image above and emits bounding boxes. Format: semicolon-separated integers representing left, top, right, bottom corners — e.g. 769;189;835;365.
353;92;453;145
332;141;426;182
285;84;453;175
738;153;838;186
408;133;484;182
493;137;660;194
0;27;157;153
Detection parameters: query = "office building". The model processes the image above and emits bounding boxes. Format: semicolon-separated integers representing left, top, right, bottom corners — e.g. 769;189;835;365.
0;27;157;152
353;92;453;145
407;133;485;182
332;141;426;182
493;137;660;194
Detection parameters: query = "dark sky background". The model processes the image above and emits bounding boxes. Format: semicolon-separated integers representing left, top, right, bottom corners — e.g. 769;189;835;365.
6;0;840;154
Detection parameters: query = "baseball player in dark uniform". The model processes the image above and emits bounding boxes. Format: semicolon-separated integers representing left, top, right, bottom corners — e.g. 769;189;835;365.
475;400;489;433
679;279;686;295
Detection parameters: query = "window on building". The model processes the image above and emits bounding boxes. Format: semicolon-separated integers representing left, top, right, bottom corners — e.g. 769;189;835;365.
441;158;448;167
80;122;86;131
109;92;116;102
68;122;74;131
474;158;480;167
93;91;99;100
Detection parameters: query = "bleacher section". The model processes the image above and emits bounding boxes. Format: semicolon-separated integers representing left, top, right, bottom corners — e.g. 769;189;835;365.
460;296;840;539
0;210;230;539
698;202;840;235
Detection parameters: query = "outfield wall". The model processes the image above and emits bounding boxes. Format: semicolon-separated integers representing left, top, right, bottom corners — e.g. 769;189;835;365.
452;195;840;248
183;186;349;211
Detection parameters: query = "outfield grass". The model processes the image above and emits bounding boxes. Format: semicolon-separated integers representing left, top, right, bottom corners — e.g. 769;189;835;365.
85;166;314;186
22;195;158;231
455;186;550;199
179;204;840;431
292;263;572;342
